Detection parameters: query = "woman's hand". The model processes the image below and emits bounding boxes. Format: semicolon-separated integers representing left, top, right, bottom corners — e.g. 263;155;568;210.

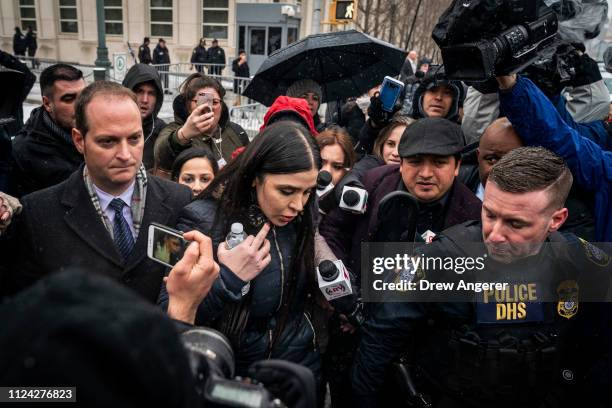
177;103;216;143
166;230;220;324
217;223;272;282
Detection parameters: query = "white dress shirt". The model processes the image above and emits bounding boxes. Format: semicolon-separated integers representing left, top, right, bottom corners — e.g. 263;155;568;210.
476;182;485;202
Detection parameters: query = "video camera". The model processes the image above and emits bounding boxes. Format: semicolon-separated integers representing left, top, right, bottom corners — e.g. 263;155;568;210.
182;328;316;408
434;0;559;81
519;41;581;95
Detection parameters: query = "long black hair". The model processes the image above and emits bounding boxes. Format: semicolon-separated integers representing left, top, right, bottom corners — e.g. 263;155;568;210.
202;121;321;348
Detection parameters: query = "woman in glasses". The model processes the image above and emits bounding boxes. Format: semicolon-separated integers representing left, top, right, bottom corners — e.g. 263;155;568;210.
154;73;249;176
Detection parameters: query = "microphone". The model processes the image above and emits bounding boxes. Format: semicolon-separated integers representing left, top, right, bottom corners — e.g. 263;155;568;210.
317;260;352;301
316;171;336;214
317;260;365;327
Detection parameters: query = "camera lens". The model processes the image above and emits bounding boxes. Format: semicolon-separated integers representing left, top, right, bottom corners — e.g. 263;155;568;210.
182;328;235;379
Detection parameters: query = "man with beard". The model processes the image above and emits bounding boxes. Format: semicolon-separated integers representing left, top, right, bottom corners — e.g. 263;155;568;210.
11;64;86;197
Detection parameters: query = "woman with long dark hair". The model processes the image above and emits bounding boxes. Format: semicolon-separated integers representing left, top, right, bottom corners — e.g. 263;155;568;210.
160;121;322;381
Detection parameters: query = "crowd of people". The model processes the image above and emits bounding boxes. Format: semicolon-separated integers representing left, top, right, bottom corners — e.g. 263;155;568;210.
0;35;611;408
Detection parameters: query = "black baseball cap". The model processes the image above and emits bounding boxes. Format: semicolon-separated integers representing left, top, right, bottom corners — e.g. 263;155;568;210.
398;117;465;158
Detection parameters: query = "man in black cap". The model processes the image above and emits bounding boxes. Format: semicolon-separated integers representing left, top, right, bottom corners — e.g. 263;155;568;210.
321;117;482;279
318;117;482;406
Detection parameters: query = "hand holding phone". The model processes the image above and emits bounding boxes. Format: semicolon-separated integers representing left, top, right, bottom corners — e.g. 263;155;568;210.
196;93;214;113
165;229;220;324
379;76;405;112
148;223;189;267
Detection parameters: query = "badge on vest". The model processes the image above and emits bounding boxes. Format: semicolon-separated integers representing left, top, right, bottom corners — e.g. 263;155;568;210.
557;279;579;319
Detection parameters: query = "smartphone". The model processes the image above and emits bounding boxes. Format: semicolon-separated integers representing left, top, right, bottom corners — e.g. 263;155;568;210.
379;76;405;112
147;223;189;268
196;93;213;113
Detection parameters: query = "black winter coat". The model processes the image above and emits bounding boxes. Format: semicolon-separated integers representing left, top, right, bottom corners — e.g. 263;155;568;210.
1;169;192;302
138;44;152;64
320;164;482;279
158;198;321;378
190;45;208;64
152;45;170;65
11;107;83;197
207;46;226;67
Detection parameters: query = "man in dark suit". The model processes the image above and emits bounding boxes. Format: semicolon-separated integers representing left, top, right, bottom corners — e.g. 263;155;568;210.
399;50;418;85
2;81;191;303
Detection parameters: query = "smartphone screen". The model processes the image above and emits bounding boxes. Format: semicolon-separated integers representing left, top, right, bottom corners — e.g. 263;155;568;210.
379;77;404;112
147;224;189;268
196;93;213;113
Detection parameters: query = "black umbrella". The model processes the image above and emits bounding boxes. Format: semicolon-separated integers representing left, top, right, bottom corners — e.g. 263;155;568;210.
243;30;407;106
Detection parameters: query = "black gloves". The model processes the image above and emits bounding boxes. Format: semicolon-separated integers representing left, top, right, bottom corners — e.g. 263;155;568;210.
367;90;404;128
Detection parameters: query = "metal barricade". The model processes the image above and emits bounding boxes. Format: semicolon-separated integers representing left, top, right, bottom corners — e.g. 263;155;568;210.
229;103;267;140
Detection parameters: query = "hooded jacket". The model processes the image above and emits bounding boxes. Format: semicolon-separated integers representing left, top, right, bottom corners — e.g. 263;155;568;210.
411;66;464;123
122;64;166;171
154;94;249;172
260;96;318;136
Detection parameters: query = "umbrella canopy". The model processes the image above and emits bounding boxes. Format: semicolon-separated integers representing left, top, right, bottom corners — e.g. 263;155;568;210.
243;30;407;106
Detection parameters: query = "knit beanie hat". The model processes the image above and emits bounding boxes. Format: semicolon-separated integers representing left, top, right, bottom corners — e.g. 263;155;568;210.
286;79;323;102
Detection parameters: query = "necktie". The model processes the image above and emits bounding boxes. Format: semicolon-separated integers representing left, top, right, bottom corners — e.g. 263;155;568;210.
109;198;134;261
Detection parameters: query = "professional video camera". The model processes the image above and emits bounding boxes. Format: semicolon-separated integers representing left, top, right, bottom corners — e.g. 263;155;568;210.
519;41;581;95
182;328;316;408
433;0;559;81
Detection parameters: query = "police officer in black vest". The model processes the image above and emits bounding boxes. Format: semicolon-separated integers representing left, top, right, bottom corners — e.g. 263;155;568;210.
352;147;612;408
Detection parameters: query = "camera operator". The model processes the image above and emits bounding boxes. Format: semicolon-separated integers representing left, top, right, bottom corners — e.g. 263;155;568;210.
495;72;612;241
462;46;611;145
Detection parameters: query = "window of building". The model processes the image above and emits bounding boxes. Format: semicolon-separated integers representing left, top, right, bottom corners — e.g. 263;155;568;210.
287;27;298;45
105;0;123;35
203;0;228;39
19;0;37;31
151;0;173;38
59;0;78;33
268;27;282;54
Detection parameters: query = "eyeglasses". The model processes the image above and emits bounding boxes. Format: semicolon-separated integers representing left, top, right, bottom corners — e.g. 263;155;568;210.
191;97;222;106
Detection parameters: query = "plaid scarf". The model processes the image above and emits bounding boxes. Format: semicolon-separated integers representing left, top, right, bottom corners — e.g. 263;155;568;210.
41;109;73;146
83;164;148;241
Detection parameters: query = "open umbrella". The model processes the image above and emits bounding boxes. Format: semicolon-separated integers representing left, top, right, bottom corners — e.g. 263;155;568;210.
243;30;407;106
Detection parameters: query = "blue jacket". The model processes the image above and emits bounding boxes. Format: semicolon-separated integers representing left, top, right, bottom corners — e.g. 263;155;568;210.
499;76;612;241
551;94;612;151
158;198;320;378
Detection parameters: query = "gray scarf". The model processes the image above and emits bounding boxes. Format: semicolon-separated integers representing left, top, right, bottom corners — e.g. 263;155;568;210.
41;109;73;145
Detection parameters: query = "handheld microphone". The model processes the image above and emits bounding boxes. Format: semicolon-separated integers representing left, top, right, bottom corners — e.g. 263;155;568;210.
316;171;337;214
